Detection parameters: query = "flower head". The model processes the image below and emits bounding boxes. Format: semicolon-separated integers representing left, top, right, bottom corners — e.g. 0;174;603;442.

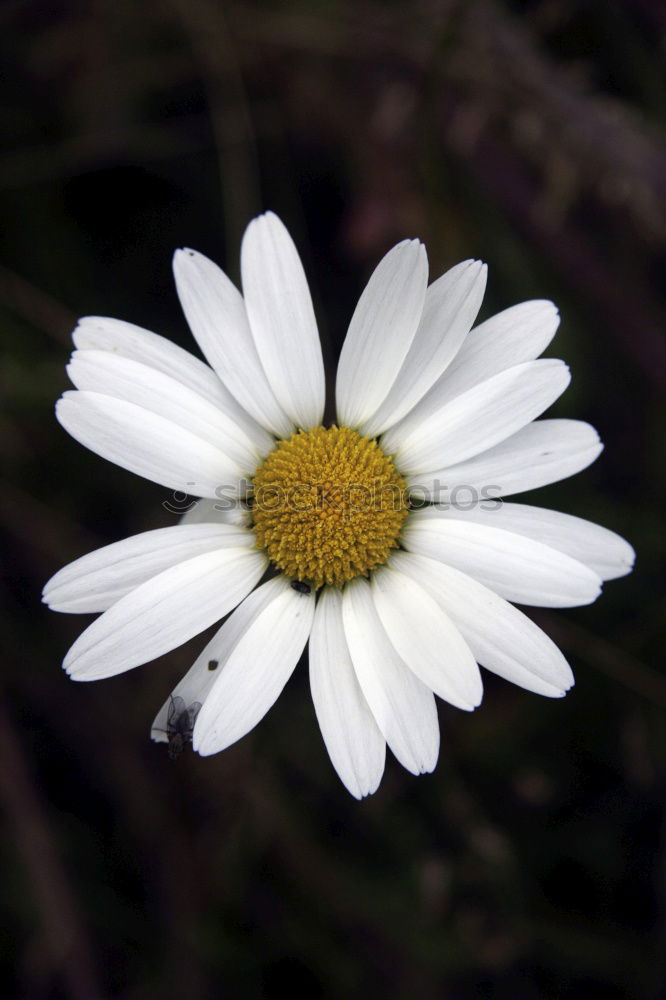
43;212;634;798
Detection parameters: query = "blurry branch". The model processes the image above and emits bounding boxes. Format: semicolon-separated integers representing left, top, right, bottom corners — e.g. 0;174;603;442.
4;0;663;254
247;765;454;998
224;0;666;387
533;612;666;708
6;642;216;1000
93;732;214;1000
0;694;105;1000
228;0;666;239
452;0;666;241
0;265;76;346
227;3;423;60
440;122;666;388
5;0;663;257
171;0;262;260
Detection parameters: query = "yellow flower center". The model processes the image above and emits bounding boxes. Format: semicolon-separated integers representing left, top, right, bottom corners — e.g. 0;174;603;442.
251;426;409;589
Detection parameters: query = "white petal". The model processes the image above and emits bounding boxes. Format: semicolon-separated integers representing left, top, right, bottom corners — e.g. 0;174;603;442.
433;300;560;405
406;419;603;500
371;565;482;710
43;523;255;613
64;547;267;680
309;588;386;798
74;316;234;409
384;359;571;474
417;502;635;582
402;301;560;433
152;580;294;743
179;498;250;527
341;578;439;775
360;260;487;437
194;576;315;755
393;551;574;697
336;240;428;429
241;212;325;430
173;247;293;437
56;390;245;498
402;514;602;607
67;350;271;472
72;315;271;451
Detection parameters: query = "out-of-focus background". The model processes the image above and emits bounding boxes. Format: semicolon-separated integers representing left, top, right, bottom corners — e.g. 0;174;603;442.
1;1;664;997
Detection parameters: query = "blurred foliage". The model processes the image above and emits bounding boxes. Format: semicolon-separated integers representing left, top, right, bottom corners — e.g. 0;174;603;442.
1;0;664;997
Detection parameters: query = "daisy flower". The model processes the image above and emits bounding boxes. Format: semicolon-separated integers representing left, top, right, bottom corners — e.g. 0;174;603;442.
43;212;634;798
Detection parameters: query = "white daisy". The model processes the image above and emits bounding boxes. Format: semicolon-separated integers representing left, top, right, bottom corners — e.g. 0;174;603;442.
43;211;634;798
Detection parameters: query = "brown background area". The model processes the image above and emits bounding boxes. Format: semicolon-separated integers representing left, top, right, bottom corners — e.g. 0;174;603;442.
1;1;664;997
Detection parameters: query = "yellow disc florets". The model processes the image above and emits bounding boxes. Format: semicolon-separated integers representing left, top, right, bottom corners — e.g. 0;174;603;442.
251;426;409;589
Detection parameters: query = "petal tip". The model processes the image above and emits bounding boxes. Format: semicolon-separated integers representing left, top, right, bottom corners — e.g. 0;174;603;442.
617;541;636;574
172;247;199;270
195;738;218;758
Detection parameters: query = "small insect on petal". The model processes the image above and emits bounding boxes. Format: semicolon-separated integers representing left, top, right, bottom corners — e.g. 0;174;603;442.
290;580;311;594
208;659;219;671
163;695;202;760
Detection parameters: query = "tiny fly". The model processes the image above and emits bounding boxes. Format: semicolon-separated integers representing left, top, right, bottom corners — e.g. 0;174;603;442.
291;580;311;594
166;695;201;760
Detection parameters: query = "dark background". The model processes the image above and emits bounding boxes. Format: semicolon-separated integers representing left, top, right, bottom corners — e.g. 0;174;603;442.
1;1;664;998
